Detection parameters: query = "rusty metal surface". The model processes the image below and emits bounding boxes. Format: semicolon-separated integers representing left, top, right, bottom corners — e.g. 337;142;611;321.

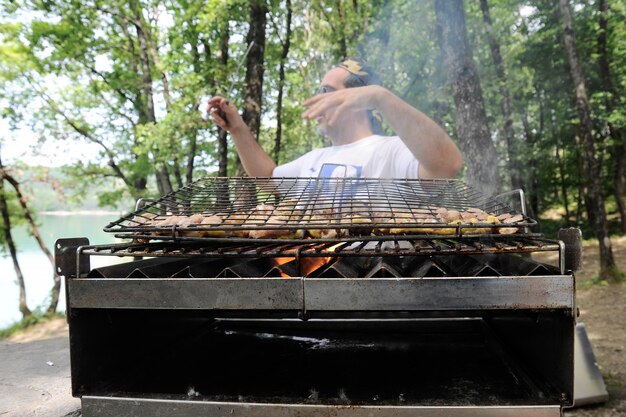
55;238;90;278
68;277;303;310
67;275;574;311
558;228;583;272
304;276;575;312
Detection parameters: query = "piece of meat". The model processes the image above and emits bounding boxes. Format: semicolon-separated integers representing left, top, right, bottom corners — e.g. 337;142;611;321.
306;212;346;239
177;214;207;237
247;204;275;225
177;213;205;227
128;212;158;227
348;214;373;236
389;214;439;234
497;213;524;234
129;213;159;242
439;209;462;223
249;215;304;239
275;198;304;220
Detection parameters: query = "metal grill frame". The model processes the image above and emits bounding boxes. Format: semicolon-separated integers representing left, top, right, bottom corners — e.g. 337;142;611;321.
70;235;566;278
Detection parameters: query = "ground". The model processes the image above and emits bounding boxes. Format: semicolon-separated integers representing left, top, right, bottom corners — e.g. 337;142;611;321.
558;236;626;416
2;236;625;416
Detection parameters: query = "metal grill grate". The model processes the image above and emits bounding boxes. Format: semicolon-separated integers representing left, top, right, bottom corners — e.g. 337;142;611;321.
82;235;559;259
105;177;536;242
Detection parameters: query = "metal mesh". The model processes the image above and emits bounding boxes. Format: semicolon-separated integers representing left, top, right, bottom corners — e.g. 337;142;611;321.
104;177;536;241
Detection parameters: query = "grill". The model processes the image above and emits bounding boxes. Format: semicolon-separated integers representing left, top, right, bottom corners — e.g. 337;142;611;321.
56;177;578;417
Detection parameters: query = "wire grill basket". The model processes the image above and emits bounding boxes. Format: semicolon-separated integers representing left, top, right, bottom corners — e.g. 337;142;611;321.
104;177;536;242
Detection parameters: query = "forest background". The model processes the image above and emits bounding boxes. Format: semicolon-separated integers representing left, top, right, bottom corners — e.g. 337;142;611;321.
0;0;625;321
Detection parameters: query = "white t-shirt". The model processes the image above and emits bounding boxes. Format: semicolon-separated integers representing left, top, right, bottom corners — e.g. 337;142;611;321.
272;135;420;178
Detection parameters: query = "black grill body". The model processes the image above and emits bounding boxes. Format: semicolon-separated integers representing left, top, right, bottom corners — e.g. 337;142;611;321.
57;240;575;417
56;179;576;417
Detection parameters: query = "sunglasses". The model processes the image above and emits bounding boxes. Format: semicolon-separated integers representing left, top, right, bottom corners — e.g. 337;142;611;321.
316;85;337;95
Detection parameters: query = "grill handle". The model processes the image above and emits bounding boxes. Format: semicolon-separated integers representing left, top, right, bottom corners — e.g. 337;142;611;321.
135;198;159;211
494;189;527;216
558;228;583;273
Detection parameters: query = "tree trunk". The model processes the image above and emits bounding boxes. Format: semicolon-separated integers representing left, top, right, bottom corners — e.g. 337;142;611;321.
521;105;539;219
574;133;591;224
218;22;230;177
335;0;348;58
598;0;626;233
236;0;268;177
274;0;293;164
0;155;31;318
435;0;498;196
131;0;173;195
2;170;58;313
559;0;619;281
549;106;571;223
173;159;183;189
479;0;522;191
156;167;174;197
554;138;571;225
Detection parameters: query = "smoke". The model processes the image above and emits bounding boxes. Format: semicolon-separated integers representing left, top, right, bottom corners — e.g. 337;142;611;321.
357;2;443;109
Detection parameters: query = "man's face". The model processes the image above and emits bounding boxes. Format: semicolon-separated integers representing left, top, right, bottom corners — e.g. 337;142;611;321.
314;67;350;137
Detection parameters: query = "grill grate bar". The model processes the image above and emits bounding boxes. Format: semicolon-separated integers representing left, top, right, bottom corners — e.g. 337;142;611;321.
79;236;561;259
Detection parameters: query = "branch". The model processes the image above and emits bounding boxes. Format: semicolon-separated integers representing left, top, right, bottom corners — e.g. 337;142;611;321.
28;79;133;188
86;64;138;108
1;170;54;265
268;10;284;47
87;72;137;126
147;38;172;111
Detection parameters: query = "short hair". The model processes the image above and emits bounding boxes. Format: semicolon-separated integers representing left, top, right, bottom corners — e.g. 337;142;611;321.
337;58;384;134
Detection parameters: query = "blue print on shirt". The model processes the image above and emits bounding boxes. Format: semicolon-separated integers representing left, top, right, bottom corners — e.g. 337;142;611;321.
312;164;364;203
318;164;363;178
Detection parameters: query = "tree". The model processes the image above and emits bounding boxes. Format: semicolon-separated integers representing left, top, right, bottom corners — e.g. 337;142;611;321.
435;0;498;196
598;0;626;233
559;0;620;282
273;0;293;164
0;166;58;313
235;0;269;177
0;149;31;318
479;0;522;191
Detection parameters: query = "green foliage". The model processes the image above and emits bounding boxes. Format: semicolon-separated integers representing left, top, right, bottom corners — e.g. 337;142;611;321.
0;0;624;241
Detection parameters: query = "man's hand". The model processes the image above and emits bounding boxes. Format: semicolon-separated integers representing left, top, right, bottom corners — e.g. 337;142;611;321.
206;96;276;177
301;85;383;127
207;96;246;132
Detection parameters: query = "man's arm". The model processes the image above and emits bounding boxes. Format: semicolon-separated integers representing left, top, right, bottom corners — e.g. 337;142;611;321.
302;86;463;179
373;87;462;179
207;96;276;177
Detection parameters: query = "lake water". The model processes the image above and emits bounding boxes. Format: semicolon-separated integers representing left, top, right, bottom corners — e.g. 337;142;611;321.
0;213;124;328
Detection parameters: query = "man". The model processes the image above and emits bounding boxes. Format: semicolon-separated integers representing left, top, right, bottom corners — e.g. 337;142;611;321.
207;58;462;179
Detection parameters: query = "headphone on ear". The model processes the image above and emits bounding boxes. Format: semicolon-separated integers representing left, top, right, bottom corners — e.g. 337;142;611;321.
337;58;385;134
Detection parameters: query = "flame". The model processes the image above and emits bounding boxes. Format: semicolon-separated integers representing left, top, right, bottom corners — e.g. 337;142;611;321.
272;243;342;278
273;257;293;278
300;256;332;276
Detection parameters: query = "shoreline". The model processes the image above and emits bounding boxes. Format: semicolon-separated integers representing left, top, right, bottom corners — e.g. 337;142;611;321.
40;210;124;216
